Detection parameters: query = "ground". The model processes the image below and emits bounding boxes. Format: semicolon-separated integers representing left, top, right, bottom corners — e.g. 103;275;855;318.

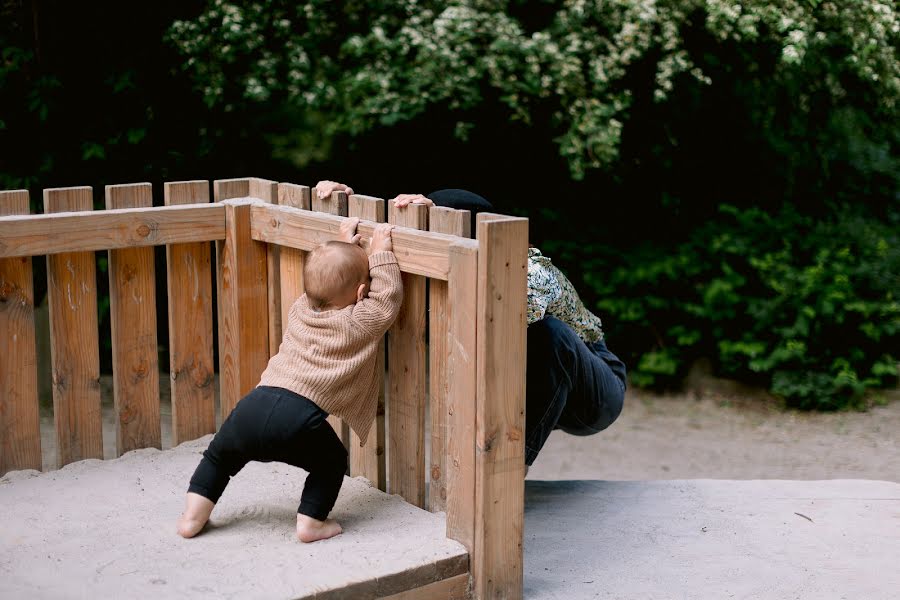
39;373;900;483
528;385;900;482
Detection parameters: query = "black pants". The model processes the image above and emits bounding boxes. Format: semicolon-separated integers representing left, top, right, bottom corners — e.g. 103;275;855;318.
187;386;348;520
525;317;627;466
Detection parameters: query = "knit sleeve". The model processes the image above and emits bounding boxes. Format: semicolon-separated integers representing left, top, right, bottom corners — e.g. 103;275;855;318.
351;251;404;336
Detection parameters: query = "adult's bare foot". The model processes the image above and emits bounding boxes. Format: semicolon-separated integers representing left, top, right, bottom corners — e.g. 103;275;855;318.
296;514;343;543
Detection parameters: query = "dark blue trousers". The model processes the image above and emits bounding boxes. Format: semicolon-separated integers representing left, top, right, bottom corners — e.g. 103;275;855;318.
187;386;348;520
525;317;627;465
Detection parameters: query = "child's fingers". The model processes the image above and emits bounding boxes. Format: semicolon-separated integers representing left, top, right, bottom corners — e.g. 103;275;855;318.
350;233;362;245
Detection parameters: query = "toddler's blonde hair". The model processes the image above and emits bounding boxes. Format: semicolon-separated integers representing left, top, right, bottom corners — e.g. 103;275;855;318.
304;241;369;310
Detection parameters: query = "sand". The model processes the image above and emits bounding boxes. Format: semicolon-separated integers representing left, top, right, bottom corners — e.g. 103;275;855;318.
0;436;467;600
527;387;900;482
15;374;899;599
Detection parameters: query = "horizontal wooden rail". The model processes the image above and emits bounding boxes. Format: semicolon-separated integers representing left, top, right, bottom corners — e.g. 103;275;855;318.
0;204;225;258
247;200;478;281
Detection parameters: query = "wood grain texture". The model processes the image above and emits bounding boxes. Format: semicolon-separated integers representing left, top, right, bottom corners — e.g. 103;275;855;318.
217;200;270;419
0;190;41;474
249;178;281;357
387;202;428;507
429;206;471;240
43;187;103;468
427;207;470;513
377;573;471;600
250;203;477;281
308;187;351;449
164;181;215;444
106;184;160;455
312;187;348;216
349;193;387;490
445;243;478;552
277;183;310;347
0;204;225;258
473;216;529;600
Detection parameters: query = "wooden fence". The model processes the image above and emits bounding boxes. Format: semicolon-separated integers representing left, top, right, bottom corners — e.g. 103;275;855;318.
0;177;528;600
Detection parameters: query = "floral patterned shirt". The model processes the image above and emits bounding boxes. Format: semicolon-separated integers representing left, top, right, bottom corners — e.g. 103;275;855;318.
527;246;604;343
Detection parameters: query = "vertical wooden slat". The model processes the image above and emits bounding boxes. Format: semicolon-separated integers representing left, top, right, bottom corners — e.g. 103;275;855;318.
213;178;251;418
0;190;41;474
44;186;102;467
277;183;310;337
445;242;478;552
312;187;348;215
348;193;387;490
387;202;429;507
106;183;160;455
249;178;281;356
164;181;215;444
428;207;470;513
217;199;269;418
472;216;529;600
310;185;351;450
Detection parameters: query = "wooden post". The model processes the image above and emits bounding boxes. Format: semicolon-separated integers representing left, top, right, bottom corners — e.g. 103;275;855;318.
106;183;160;455
217;199;269;418
473;215;528;600
428;207;471;513
44;186;103;467
164;181;216;445
387;202;429;507
349;193;387;490
277;183;311;338
310;185;351;451
445;242;478;553
249;178;280;356
0;190;41;474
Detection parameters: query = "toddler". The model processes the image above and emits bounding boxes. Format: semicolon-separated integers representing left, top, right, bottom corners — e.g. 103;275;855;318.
176;218;402;542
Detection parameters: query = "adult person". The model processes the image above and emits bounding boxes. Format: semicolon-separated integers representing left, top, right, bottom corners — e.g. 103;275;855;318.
316;181;627;469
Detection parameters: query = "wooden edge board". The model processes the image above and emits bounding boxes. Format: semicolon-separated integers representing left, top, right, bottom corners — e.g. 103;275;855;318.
311;555;469;600
247;201;478;281
0;204;225;258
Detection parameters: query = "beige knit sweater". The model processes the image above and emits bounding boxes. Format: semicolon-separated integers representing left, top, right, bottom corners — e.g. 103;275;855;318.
258;251;403;445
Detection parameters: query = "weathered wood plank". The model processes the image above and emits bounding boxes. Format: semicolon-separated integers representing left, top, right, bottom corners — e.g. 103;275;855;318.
164;181;216;444
445;243;478;552
429;206;471;240
0;204;226;258
44;187;103;467
387;202;428;507
310;186;351;450
0;190;41;474
217;200;269;419
348;193;387;490
106;183;160;455
428;207;471;513
378;573;471;600
250;178;281;357
472;216;529;600
312;187;348;216
249;203;477;281
277;183;310;342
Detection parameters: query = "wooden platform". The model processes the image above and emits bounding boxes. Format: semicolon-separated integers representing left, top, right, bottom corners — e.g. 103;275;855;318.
0;436;469;599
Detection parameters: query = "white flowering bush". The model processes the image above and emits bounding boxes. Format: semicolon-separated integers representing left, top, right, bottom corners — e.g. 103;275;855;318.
168;0;898;178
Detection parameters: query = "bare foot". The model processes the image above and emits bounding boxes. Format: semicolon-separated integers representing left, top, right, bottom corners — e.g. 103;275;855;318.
177;492;215;538
296;514;342;543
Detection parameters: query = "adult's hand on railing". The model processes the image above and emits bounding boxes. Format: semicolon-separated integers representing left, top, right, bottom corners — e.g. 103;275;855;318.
391;194;433;208
315;180;354;199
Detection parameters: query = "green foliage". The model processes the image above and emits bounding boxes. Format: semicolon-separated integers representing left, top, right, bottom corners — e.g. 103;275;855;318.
167;0;900;180
581;205;899;410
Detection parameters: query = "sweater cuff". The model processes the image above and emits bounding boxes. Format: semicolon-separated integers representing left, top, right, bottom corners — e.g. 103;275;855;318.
368;251;398;269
